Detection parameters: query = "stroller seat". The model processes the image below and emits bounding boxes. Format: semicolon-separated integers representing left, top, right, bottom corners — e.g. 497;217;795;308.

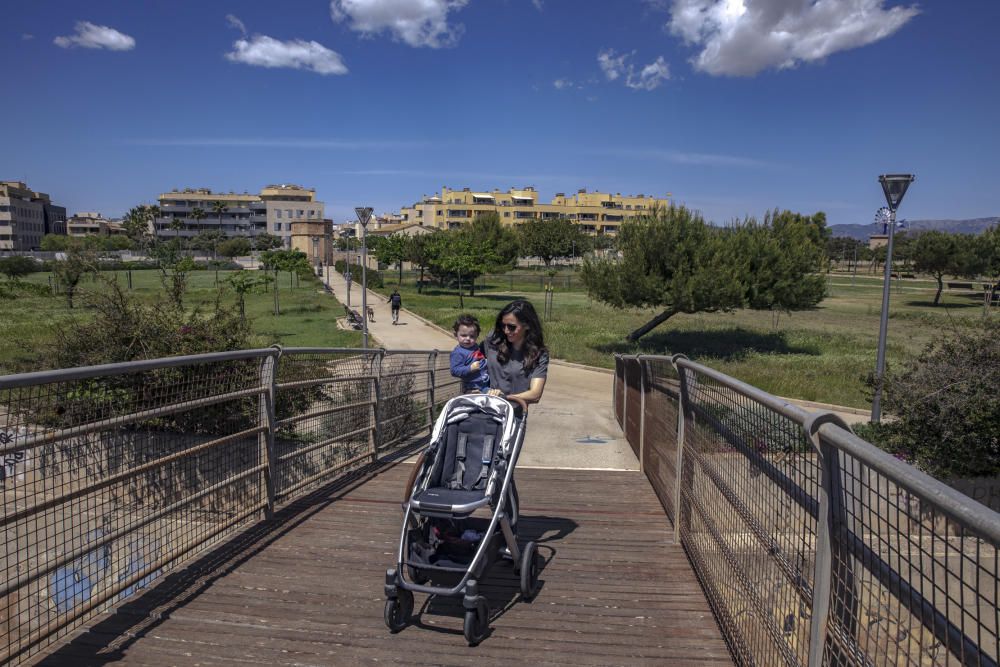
410;411;504;517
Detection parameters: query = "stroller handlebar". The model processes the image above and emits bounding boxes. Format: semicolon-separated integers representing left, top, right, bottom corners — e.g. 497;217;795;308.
506;395;529;416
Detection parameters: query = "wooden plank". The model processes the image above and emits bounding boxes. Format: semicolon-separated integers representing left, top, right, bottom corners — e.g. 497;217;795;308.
32;465;733;666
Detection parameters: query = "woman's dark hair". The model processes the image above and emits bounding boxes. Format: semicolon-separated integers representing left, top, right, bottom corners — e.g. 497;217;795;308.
489;300;547;371
452;313;480;335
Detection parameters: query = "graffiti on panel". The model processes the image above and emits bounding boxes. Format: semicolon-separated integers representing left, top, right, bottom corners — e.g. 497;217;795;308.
0;427;31;486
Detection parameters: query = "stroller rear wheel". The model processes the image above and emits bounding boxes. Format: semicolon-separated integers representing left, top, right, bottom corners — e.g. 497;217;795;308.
520;541;540;600
384;589;413;633
463;597;490;646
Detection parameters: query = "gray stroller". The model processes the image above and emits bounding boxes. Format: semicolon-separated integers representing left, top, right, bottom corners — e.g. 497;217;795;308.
383;394;540;645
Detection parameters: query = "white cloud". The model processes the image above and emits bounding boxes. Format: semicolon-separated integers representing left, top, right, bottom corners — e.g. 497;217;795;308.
532;0;544;10
597;49;629;81
626;56;670;90
226;36;348;75
226;14;247;37
54;21;135;51
330;0;469;48
598;49;671;90
22;33;34;41
126;138;423;150
596;147;774;168
665;0;919;76
553;78;574;90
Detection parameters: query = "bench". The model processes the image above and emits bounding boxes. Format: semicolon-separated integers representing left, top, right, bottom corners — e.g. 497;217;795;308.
343;305;364;330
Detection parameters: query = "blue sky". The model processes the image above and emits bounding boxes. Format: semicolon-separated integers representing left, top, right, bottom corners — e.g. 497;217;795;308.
3;0;998;227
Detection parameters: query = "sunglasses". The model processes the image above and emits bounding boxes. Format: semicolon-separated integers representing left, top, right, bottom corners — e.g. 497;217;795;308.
502;323;520;332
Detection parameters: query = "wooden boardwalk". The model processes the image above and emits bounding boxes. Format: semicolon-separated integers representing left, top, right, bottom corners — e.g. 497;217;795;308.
34;459;733;666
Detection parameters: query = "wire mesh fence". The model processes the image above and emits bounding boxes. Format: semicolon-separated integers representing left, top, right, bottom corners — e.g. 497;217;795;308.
615;354;1000;667
0;346;453;665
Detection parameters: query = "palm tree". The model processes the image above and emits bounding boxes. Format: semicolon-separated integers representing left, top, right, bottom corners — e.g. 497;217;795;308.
191;207;206;257
211;201;228;284
145;205;161;239
169;217;183;244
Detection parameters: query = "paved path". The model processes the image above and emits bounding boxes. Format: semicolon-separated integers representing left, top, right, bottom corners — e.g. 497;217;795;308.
323;268;638;471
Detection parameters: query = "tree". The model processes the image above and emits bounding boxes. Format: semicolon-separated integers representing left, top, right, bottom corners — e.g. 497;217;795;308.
406;233;436;293
169;217;184;243
217;237;252;259
210;201;228;284
253;232;283;251
459;213;519;295
977;225;1000;314
189;230;224;254
226;270;273;319
375;234;409;284
52;245;95;308
41;234;70;251
582;206;745;341
0;256;39;282
736;210;827;325
190;207;206;254
517;218;588;266
912;231;964;305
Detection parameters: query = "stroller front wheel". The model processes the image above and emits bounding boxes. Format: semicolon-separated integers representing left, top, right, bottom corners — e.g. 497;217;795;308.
384;589;414;633
463;597;490;646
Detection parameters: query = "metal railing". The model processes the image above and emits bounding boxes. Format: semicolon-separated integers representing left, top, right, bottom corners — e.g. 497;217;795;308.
0;346;462;665
615;354;1000;667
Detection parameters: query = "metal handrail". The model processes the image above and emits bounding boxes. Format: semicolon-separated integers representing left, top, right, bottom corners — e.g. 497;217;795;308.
0;345;462;665
615;352;1000;667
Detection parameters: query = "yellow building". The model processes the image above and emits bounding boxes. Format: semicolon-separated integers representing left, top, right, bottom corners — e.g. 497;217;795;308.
399;187;670;234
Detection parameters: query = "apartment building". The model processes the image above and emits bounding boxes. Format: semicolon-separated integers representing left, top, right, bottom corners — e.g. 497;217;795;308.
399;187;670;234
0;181;67;251
155;184;325;248
66;212;126;237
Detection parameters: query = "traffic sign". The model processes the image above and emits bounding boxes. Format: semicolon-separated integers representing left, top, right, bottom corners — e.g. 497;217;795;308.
354;207;373;228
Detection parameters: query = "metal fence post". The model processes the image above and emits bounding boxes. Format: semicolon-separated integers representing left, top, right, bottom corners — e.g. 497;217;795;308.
427;350;437;435
613;355;620;424
638;356;647;475
621;356;630;434
371;350;384;460
671;354;689;543
259;348;280;520
804;412;858;667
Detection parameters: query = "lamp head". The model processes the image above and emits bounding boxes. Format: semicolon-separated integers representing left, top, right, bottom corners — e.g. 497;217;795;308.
878;174;915;211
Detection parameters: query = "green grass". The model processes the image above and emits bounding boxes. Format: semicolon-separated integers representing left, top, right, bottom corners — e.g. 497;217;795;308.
0;269;360;374
373;274;988;409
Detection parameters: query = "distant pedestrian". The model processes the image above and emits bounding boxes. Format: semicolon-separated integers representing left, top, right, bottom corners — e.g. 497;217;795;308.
390;289;402;325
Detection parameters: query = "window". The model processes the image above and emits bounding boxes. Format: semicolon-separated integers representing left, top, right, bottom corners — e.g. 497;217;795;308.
503;212;510;217
285;209;292;218
297;210;304;217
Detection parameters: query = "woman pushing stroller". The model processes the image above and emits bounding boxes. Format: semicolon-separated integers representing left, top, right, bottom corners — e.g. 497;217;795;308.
384;299;548;645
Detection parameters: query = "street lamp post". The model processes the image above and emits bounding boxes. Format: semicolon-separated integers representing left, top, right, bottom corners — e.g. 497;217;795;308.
354;207;373;349
871;173;915;424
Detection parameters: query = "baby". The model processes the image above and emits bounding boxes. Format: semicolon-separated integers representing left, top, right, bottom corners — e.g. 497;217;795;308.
449;314;490;393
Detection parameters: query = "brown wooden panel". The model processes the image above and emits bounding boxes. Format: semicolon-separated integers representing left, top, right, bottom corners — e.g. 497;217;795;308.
33;462;733;667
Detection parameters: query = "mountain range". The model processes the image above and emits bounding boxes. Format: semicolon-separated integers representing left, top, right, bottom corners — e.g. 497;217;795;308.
829;217;998;240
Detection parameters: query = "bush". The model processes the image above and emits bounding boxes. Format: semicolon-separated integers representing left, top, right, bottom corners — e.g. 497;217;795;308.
864;323;999;478
334;260;383;288
0;256;40;280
